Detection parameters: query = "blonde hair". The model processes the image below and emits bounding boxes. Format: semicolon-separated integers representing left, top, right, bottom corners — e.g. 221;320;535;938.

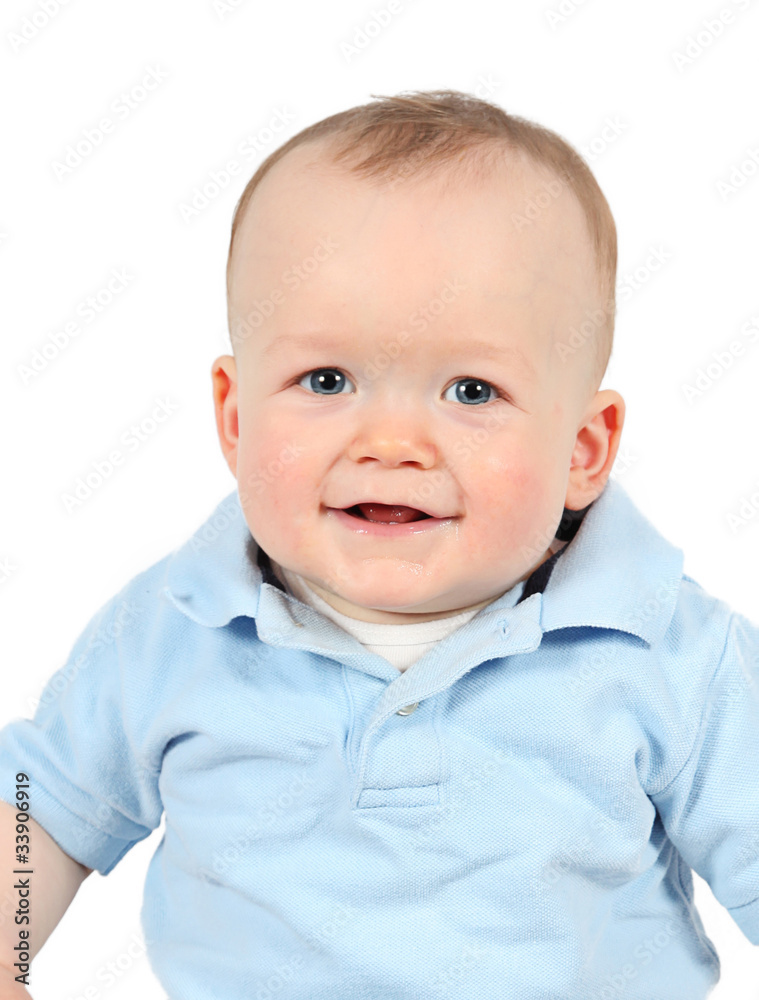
226;89;617;391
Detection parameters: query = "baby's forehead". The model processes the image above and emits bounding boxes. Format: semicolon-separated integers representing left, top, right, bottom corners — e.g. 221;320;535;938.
242;140;588;244
234;148;594;304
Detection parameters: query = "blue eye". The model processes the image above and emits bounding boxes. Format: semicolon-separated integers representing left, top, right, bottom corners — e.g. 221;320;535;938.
298;369;350;395
444;378;501;406
295;368;505;405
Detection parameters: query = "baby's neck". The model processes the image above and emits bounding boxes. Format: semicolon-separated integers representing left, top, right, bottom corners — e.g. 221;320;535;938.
267;540;565;625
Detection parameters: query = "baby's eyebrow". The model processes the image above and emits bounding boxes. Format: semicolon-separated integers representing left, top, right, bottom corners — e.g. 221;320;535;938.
262;332;536;379
454;339;536;380
262;332;339;359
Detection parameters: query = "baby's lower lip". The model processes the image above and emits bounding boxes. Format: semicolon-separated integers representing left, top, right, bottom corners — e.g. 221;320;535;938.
327;507;455;537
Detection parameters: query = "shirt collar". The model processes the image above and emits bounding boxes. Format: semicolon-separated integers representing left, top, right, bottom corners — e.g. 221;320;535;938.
162;479;684;646
538;478;684;645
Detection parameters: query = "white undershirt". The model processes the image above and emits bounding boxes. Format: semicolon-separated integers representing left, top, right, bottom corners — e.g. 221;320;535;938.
266;537;566;673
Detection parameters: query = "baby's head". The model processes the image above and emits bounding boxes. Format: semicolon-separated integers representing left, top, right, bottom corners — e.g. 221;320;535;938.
211;90;625;624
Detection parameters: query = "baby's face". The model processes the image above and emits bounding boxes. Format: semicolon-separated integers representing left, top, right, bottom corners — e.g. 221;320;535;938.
213;143;621;623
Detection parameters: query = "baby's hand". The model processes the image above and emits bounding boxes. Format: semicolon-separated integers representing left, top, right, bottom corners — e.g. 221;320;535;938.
0;968;33;999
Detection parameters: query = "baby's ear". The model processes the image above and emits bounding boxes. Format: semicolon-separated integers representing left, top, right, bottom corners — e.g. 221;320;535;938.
211;354;239;478
564;389;625;510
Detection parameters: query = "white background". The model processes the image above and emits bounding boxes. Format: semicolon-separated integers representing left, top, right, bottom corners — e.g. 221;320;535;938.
1;0;758;997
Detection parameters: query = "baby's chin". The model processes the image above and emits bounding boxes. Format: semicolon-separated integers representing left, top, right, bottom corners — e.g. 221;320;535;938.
301;573;506;624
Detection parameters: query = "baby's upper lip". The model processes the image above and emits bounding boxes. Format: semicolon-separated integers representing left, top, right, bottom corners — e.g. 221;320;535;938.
332;499;457;519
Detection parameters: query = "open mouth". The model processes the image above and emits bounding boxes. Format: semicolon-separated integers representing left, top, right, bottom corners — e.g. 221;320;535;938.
343;503;432;524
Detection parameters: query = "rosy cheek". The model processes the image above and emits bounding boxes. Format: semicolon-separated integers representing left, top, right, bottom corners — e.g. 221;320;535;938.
239;412;301;484
478;443;538;491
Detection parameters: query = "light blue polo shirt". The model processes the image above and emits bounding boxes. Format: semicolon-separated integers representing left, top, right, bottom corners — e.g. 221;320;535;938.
1;478;758;999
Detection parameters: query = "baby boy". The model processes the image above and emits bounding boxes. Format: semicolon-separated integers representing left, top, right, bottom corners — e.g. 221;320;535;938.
1;89;758;1000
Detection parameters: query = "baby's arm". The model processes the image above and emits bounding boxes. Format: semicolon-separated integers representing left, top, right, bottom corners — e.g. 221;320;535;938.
650;608;759;944
0;799;92;998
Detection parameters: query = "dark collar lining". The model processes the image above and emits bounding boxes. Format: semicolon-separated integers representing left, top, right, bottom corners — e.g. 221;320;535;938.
554;501;593;542
516;546;565;604
515;502;591;603
248;502;593;606
247;535;286;593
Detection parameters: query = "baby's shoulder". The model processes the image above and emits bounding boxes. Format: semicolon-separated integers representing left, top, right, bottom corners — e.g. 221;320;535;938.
674;572;755;636
657;570;758;683
99;549;177;630
78;547;193;673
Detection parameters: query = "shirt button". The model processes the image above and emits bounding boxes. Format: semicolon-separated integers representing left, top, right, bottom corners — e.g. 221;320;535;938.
396;702;419;716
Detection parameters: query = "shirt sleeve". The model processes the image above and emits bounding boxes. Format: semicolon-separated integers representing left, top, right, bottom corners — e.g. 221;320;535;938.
0;591;164;876
651;610;759;944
